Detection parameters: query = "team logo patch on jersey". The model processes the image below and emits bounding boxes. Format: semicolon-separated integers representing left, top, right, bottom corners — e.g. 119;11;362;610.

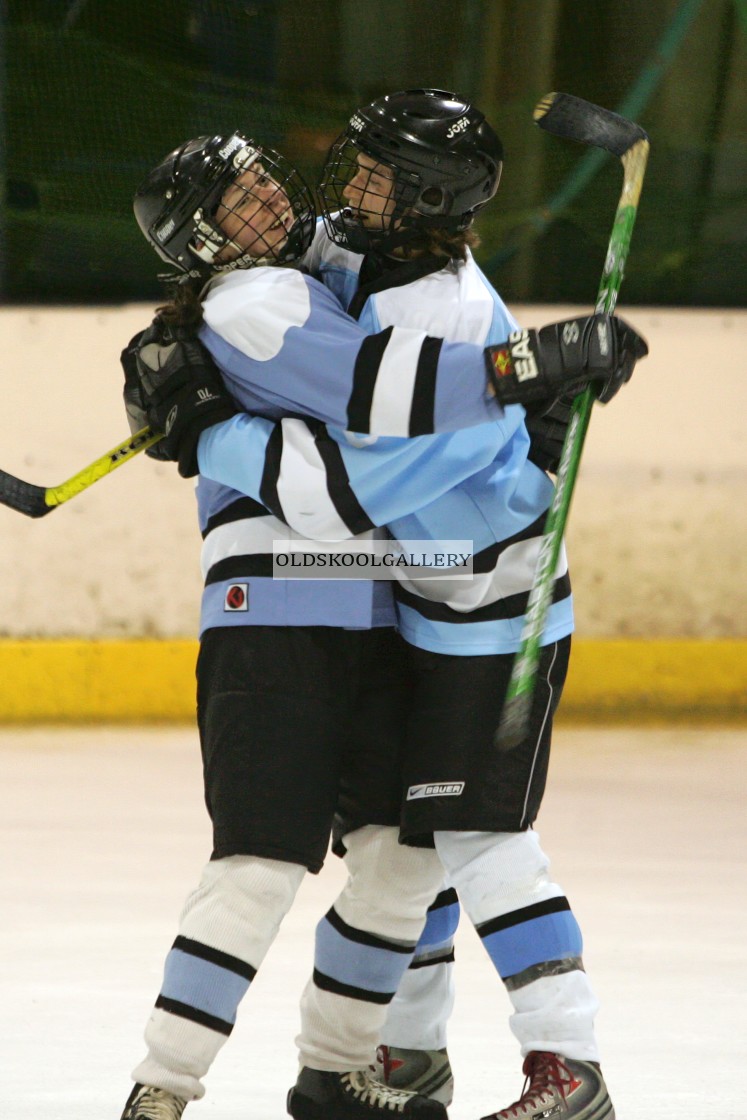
224;584;248;611
406;781;465;801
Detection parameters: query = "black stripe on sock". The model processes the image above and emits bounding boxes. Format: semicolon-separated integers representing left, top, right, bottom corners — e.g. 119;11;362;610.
347;327;394;433
428;887;459;912
409;949;455;970
172;936;257;982
313;968;393;1005
324;907;416;953
155;995;233;1036
476;897;571;938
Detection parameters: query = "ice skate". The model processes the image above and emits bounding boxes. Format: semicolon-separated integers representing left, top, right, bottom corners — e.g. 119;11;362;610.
287;1066;448;1118
373;1045;454;1106
119;1082;188;1120
481;1051;614;1119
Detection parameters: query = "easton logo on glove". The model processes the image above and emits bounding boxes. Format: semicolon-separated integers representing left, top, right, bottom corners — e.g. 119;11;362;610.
487;329;539;393
507;330;540;382
485;313;648;409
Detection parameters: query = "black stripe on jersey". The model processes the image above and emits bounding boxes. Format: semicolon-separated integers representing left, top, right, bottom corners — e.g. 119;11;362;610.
409;948;455;970
313;428;376;535
394;572;571;624
312;968;393;1005
428;887;459;911
476;897;571;939
324;906;416;954
470;511;550;574
172;936;257;982
408;336;443;435
347;326;394;433
258;424;284;520
202;496;272;539
204;554;275;585
154;995;233;1036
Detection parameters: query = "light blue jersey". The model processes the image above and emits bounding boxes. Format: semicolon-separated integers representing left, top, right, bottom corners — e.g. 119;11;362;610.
195;236;573;654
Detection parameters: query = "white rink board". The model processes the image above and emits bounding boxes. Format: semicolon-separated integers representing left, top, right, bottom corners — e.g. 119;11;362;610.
1;304;745;638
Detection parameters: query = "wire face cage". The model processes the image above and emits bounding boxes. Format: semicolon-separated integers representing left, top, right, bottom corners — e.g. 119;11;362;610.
189;141;317;272
136;134;317;278
318;135;420;253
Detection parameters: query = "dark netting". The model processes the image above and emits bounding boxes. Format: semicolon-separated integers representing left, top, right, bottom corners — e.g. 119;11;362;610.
2;0;746;305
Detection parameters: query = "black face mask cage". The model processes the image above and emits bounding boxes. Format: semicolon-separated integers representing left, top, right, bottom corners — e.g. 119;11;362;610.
319;135;423;254
142;137;316;279
190;144;316;272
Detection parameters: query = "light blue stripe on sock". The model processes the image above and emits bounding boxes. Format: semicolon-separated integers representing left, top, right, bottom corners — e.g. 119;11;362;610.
160;948;251;1024
416;900;460;951
481;910;583;979
315;918;413;994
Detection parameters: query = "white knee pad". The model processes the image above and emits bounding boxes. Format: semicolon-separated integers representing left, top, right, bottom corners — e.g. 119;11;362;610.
337;825;444;943
178;854;306;966
433;830;561;926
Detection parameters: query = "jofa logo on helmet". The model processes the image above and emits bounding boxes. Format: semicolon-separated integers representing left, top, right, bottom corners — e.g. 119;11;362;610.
349;114;365;132
446;115;470;139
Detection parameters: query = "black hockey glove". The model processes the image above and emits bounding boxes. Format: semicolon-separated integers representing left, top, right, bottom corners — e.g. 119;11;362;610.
485;313;648;408
121;328;174;463
120;318;238;478
524;395;574;474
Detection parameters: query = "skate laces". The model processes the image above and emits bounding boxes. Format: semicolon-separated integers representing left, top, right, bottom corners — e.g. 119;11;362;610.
496;1053;578;1118
343;1069;414;1113
376;1045;407;1084
125;1086;187;1120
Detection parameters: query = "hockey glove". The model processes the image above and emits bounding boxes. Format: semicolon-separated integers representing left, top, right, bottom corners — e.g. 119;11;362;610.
121;329;173;462
524;395;574;474
120;318;238;478
485;313;648;408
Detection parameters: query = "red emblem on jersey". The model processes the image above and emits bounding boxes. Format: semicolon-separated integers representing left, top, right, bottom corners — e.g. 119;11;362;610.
225;584;248;611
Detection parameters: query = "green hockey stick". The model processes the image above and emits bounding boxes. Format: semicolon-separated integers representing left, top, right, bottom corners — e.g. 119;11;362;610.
0;426;162;518
494;92;650;751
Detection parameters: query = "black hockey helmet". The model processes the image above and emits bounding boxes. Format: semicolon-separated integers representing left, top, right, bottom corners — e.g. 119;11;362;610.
319;88;504;253
133;131;316;277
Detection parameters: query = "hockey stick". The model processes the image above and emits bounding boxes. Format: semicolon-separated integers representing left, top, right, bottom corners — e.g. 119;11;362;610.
494;92;650;751
0;426;162;517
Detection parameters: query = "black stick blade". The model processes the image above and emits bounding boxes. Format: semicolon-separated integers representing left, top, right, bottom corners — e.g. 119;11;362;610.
534;92;648;156
0;470;54;517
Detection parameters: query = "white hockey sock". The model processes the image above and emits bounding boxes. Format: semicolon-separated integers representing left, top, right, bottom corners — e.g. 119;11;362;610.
133;854;306;1100
380;885;458;1051
434;830;600;1061
296;825;444;1072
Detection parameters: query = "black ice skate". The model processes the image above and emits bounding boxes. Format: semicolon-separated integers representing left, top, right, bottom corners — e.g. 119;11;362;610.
287;1066;448;1119
119;1082;188;1120
481;1051;615;1119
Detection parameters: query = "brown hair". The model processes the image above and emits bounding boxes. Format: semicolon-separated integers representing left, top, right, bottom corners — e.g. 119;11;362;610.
156;278;205;329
